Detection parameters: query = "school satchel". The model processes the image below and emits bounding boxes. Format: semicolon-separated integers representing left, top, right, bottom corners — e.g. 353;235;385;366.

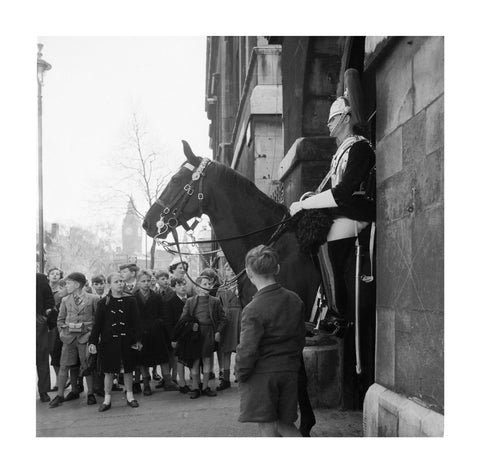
68;322;83;333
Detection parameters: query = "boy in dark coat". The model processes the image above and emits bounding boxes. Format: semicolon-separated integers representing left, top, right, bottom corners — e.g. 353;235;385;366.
236;245;305;437
134;269;176;394
166;277;189;392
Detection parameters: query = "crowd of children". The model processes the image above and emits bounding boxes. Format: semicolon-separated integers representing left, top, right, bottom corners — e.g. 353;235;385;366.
37;258;242;412
36;246;306;436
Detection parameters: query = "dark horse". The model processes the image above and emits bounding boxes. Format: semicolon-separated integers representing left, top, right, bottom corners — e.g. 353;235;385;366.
143;141;320;436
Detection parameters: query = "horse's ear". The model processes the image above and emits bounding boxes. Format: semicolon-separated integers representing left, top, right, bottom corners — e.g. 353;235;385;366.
182;140;201;166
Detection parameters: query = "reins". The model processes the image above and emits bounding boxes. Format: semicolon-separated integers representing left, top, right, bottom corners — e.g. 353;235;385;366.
167;214;291;290
153;158;293;291
161;214;293;248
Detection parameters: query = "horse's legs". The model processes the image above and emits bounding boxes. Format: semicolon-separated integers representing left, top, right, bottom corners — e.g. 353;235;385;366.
298;355;316;437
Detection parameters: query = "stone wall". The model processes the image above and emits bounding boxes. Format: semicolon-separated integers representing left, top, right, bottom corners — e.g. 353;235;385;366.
374;36;444;412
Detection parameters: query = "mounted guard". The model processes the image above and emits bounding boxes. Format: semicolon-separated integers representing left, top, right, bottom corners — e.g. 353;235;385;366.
289;69;376;398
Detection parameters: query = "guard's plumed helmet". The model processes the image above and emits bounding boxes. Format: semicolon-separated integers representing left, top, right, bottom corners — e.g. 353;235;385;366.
328;95;351;122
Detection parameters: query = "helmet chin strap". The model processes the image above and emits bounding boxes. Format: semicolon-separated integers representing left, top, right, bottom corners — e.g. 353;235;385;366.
330;111;348;136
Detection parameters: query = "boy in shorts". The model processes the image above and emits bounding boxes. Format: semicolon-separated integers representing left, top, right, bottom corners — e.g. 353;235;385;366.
236;245;305;436
49;272;99;408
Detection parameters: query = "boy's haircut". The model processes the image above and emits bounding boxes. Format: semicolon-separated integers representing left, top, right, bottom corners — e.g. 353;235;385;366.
106;272;123;284
245;245;279;276
48;267;64;279
156;270;169;279
170;277;186;287
91;274;106;284
137;269;153;280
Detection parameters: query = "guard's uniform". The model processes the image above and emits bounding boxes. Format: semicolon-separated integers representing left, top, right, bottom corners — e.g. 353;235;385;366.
317;135;375;320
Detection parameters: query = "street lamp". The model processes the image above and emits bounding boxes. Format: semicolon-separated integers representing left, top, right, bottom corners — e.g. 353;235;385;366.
37;43;51;273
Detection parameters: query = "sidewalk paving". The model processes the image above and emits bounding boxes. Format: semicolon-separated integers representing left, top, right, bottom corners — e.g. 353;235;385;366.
37;383;363;437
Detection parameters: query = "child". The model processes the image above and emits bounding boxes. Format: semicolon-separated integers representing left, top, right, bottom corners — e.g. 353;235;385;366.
156;270;175;302
235;245;305;437
174;275;226;399
49;272;99;408
91;274;107;297
88;272;143;412
216;262;242;391
134;269;176;395
165;277;189;392
119;263;139;294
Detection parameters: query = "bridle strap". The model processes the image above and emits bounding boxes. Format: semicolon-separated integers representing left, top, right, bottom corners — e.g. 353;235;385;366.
154;159;210;238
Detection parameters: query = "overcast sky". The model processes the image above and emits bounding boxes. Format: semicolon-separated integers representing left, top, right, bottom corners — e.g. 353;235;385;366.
38;36;211;240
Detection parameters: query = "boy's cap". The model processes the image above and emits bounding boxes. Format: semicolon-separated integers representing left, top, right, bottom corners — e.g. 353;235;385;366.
65;272;87;286
119;263;139;272
196;275;212;284
200;268;219;282
91;275;106;284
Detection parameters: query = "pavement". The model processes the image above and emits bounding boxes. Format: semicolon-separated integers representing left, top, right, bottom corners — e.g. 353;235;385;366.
36;380;363;437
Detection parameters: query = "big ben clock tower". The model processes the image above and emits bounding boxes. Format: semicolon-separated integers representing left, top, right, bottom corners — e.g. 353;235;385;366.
122;197;142;256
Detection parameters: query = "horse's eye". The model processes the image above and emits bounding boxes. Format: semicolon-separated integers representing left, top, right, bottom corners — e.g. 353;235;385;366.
171;177;178;184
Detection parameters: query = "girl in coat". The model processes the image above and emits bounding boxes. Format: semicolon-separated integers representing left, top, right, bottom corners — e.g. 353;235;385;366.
88;272;143;412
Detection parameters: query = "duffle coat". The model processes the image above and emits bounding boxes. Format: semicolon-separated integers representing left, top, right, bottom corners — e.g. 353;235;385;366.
89;293;142;374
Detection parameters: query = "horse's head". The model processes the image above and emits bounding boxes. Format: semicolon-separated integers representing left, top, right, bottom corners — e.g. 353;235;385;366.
143;140;210;239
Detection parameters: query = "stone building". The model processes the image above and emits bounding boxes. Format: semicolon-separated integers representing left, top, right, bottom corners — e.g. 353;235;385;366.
205;36;444;436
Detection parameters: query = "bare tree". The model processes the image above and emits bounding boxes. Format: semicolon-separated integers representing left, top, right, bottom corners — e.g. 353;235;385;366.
111;112;172;269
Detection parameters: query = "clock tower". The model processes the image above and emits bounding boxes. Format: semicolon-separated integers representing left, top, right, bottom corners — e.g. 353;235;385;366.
122;197;142;256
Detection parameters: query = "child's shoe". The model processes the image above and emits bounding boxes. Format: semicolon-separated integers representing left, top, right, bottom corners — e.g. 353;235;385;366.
202;387;217;397
216;379;231;391
49;395;64;408
87;394;97;405
189;389;201;399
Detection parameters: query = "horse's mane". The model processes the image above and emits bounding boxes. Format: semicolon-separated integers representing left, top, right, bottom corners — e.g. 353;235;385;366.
210;160;287;214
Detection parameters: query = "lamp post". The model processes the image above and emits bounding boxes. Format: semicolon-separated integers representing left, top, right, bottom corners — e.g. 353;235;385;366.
37;44;51;273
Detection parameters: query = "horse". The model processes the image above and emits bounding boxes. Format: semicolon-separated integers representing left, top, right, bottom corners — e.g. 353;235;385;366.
143;140;320;436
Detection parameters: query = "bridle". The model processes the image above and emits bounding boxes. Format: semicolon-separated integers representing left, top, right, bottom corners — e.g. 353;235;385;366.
153;158;211;238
